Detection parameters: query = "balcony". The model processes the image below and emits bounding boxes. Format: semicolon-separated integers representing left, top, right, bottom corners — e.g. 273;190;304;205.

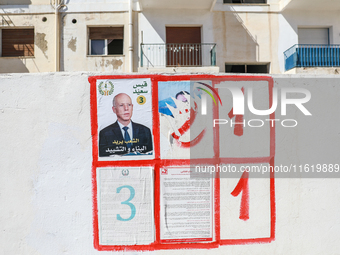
140;43;217;71
284;44;340;71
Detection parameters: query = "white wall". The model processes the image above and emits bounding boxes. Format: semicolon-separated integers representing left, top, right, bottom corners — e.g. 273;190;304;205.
1;72;340;254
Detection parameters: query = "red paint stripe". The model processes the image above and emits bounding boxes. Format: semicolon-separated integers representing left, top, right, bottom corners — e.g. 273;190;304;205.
89;77;100;250
152;77;161;161
270;156;276;240
175;129;205;148
234;115;244;136
92;166;99;250
154;164;161;244
219;157;273;164
171;103;197;139
219;237;275;246
211;80;221;243
228;87;244;136
161;238;212;243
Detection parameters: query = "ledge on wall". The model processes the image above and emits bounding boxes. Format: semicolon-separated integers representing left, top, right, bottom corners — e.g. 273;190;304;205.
138;66;220;73
285;67;340;75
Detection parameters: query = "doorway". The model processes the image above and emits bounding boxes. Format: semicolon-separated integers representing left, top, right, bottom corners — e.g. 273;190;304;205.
166;27;202;66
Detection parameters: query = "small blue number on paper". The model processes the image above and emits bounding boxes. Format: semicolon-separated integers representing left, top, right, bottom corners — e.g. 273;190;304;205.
116;185;136;221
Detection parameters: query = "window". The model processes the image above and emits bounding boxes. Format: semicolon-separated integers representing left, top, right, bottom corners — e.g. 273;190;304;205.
1;28;34;57
223;0;266;3
225;64;269;73
298;28;329;44
89;27;124;55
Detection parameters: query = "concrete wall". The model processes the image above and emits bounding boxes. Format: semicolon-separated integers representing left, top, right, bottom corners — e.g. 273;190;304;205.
1;72;340;254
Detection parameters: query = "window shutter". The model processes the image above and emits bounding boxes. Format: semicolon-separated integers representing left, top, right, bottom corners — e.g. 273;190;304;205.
166;27;201;44
2;29;34;57
89;27;124;40
298;28;329;45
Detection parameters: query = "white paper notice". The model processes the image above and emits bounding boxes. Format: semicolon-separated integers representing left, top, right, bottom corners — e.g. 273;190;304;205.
160;167;213;242
97;167;154;245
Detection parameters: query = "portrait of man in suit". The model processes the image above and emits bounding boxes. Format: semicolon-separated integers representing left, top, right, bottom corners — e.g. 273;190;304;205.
99;93;153;157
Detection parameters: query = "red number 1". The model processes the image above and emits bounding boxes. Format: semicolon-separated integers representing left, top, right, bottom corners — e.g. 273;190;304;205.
231;171;249;221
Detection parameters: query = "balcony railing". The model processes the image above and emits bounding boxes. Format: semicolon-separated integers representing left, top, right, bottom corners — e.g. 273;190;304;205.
140;43;216;68
284;44;340;71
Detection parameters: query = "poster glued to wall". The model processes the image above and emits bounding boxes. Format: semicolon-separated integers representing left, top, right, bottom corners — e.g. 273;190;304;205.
96;78;154;160
97;167;154;245
89;75;276;251
160;167;214;243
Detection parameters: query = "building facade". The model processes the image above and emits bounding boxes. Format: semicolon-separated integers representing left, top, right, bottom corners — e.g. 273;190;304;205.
1;0;340;74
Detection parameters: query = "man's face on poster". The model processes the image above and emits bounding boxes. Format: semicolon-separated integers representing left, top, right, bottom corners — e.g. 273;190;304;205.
112;93;133;124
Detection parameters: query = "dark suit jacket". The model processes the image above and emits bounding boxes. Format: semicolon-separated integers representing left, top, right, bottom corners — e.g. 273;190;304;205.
99;121;153;157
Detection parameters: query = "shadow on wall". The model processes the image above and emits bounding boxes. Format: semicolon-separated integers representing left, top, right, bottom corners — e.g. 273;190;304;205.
218;9;259;63
0;0;32;4
60;13;66;71
60;13;74;72
0;59;30;73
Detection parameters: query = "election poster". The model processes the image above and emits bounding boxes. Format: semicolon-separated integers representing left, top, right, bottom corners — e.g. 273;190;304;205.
96;167;154;245
158;80;214;159
160;167;213;243
96;78;153;160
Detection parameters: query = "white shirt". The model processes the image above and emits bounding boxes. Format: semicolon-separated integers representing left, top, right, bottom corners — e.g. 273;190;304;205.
117;121;133;140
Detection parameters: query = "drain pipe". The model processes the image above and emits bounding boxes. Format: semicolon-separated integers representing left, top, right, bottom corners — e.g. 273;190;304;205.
128;0;133;72
51;0;66;72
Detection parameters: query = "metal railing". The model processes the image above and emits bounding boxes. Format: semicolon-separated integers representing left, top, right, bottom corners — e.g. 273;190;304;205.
140;43;216;68
284;44;340;71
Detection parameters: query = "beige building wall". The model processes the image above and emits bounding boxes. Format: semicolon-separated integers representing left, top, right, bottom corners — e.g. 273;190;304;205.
1;0;340;74
0;0;48;4
61;12;130;72
0;13;55;73
213;11;280;73
138;7;281;74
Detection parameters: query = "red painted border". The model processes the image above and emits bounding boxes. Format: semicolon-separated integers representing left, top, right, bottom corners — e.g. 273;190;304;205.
89;74;276;251
161;238;213;243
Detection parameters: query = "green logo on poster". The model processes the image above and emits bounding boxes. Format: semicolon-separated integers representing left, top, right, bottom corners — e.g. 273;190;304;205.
122;169;129;176
98;81;114;96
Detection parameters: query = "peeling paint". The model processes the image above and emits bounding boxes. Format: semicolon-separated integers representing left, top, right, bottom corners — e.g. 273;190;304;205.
85;16;94;21
105;59;123;70
67;37;77;52
96;59;123;70
35;33;48;59
97;60;105;68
